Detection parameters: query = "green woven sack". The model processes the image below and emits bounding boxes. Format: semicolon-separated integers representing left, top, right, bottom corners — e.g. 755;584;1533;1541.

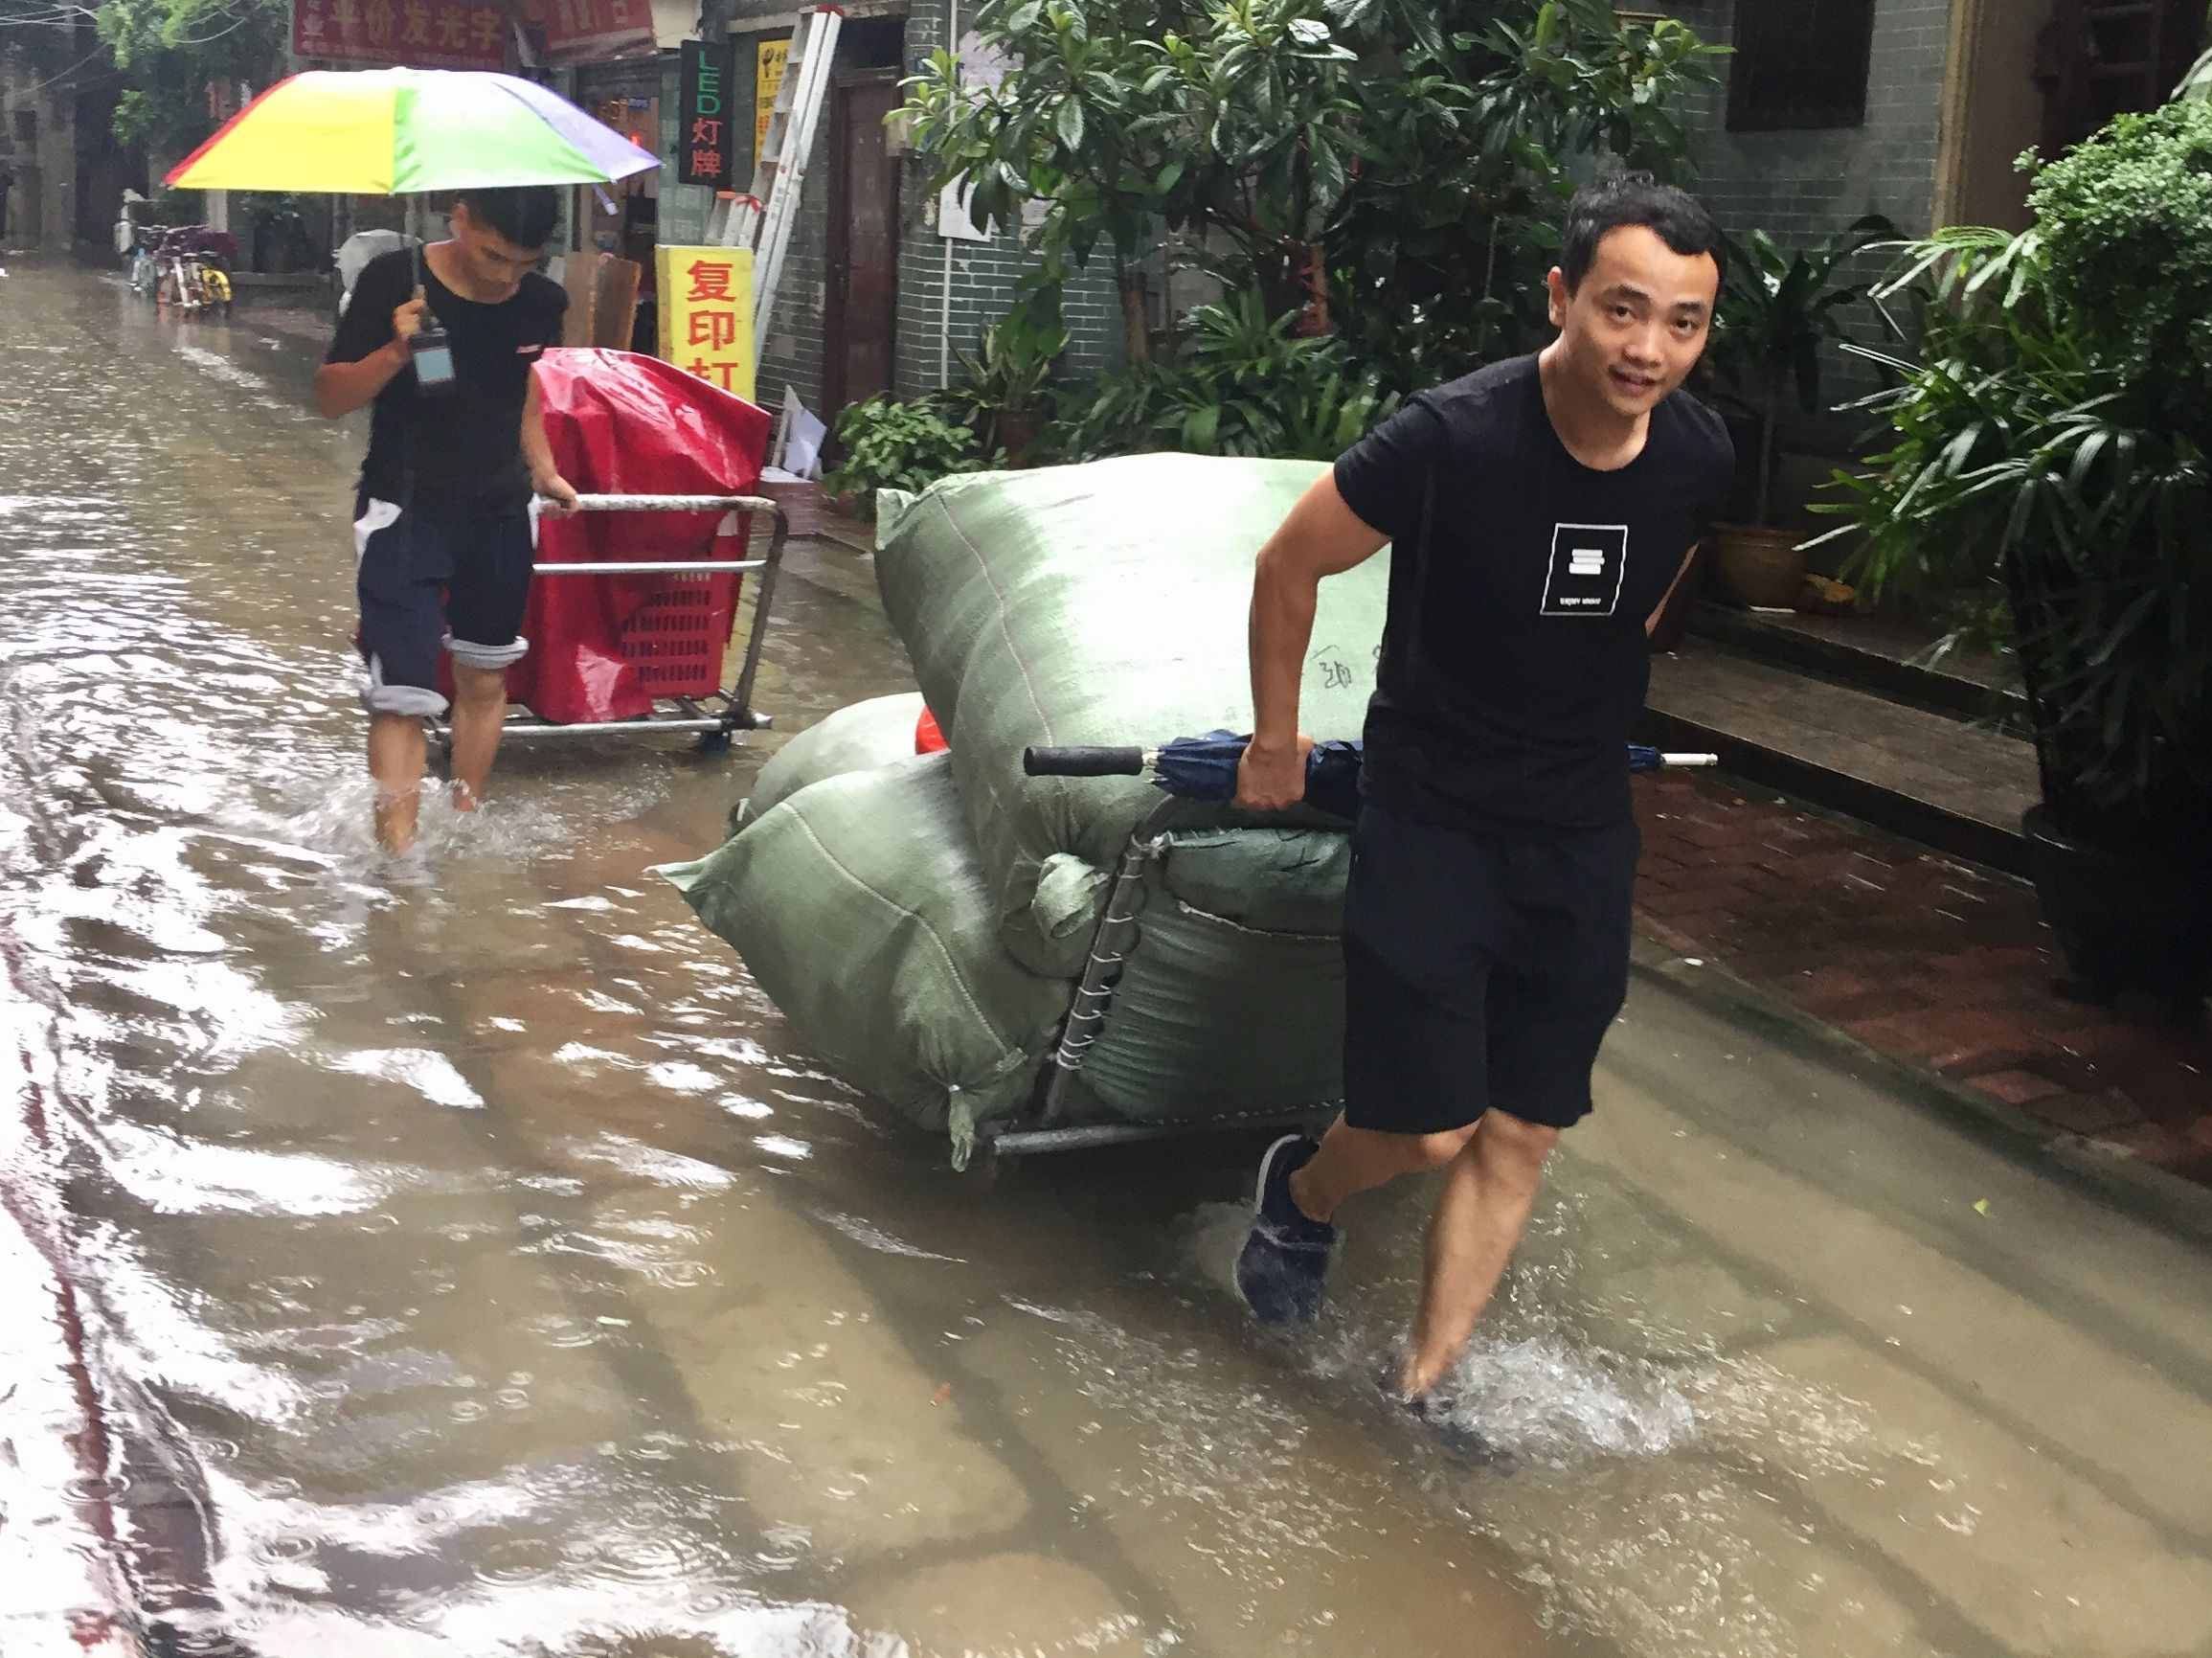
665;753;1069;1157
875;455;1390;977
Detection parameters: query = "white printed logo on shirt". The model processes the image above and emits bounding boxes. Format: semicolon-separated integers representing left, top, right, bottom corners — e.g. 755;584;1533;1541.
1541;522;1629;617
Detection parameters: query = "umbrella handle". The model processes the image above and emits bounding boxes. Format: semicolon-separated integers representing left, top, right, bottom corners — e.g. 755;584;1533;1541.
1024;746;1149;778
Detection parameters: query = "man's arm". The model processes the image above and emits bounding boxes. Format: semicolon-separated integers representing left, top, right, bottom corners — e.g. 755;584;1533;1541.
1234;472;1390;810
314;284;427;419
521;369;578;511
1646;540;1701;638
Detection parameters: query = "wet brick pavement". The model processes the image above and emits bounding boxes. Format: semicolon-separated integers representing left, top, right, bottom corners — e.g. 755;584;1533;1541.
1634;768;2212;1185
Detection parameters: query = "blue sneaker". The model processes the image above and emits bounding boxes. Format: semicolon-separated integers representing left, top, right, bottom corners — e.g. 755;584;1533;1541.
1236;1133;1337;1323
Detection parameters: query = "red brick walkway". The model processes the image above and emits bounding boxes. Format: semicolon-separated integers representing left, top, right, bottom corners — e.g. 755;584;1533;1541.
1632;769;2212;1185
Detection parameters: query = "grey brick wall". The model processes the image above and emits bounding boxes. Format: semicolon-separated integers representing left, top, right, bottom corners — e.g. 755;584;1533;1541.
716;5;1123;432
891;1;1122;404
1670;0;1955;423
1671;0;1952;243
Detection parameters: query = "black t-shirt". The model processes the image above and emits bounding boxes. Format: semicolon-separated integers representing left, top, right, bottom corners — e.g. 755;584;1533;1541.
1334;354;1734;833
325;247;568;511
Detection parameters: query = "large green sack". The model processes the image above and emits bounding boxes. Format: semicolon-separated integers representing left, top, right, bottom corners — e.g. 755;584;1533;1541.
665;753;1070;1154
875;455;1391;977
1072;827;1351;1122
732;691;925;834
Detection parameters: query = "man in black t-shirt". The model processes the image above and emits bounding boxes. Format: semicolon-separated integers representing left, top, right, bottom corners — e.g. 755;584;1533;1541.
315;186;575;855
1232;176;1735;1411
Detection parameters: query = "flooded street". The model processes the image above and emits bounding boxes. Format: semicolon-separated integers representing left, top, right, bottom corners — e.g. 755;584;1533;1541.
5;260;2212;1658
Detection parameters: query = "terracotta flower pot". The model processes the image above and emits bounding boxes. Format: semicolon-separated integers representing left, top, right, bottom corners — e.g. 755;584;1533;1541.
1713;524;1808;609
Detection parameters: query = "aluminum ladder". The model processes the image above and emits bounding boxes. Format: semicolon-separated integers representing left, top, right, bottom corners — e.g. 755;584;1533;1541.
705;4;844;358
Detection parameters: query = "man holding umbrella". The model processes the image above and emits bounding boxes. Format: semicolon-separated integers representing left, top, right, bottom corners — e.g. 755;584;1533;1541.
1232;174;1734;1416
315;186;578;854
166;66;661;854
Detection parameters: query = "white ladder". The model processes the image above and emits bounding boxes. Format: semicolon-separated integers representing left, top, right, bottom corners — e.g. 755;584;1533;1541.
708;4;843;358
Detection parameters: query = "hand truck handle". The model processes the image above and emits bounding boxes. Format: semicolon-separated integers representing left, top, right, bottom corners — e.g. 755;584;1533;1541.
1024;746;1148;778
568;493;776;513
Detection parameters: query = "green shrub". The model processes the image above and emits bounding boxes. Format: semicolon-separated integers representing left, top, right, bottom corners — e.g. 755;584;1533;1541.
823;397;996;508
1817;99;2212;846
1057;294;1398;463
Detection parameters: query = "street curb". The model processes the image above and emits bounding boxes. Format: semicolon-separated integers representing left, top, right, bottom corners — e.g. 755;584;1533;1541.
1626;929;2212;1244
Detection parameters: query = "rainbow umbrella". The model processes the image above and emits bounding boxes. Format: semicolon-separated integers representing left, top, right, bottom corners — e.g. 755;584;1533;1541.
166;67;659;194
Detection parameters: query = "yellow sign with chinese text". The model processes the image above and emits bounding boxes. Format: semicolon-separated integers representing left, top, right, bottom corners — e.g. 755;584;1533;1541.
657;244;757;403
755;37;790;163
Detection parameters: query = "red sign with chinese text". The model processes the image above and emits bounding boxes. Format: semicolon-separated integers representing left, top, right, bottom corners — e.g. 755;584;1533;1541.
290;0;508;69
533;0;655;63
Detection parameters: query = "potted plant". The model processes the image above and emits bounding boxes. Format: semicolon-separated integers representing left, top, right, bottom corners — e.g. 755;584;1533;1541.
948;306;1070;466
823;395;996;519
1705;216;1894;608
1821;99;2212;1010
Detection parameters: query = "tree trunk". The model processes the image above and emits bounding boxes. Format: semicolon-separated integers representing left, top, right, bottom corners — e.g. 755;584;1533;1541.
1292;241;1332;337
1117;264;1150;366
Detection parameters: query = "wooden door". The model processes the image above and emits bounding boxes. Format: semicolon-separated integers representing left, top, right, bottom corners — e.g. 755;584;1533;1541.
824;72;903;417
2038;0;2207;155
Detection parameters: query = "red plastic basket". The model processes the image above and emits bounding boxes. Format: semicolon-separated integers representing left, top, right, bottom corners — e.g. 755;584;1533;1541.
615;564;741;700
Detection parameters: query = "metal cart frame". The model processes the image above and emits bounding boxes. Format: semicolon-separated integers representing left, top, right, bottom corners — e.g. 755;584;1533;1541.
978;802;1343;1160
430;491;788;749
971;744;1718;1160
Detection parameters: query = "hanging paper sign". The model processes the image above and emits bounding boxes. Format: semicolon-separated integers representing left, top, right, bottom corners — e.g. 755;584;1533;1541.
755;37;791;161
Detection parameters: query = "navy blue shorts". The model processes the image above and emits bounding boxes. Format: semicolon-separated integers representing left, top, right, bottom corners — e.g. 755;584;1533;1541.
1342;802;1637;1134
351;492;533;717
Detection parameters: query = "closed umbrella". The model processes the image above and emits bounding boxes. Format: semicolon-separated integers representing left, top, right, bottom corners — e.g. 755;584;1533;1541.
1024;734;1715;819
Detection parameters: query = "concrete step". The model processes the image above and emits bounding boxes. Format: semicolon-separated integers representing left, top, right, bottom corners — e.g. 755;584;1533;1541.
1687;602;2028;730
1639;642;2042;878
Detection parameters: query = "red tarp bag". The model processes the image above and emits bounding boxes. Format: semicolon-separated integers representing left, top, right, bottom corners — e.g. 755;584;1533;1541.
501;349;772;725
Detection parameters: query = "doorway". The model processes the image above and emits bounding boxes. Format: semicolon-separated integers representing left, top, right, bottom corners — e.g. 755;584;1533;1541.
822;69;903;419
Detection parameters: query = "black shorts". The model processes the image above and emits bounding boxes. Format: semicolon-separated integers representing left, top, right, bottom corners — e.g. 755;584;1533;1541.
352;492;534;717
1342;802;1637;1135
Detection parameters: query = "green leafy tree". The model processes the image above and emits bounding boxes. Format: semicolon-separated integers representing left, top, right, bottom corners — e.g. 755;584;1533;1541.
903;0;1193;364
903;0;1722;386
97;0;290;163
902;0;1366;363
1327;0;1727;387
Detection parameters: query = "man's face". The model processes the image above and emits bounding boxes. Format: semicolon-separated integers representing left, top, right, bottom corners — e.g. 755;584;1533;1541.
1546;224;1720;420
449;202;543;300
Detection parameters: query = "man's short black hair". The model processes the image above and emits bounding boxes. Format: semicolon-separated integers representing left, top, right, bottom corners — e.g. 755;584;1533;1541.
454;185;561;251
1560;172;1725;292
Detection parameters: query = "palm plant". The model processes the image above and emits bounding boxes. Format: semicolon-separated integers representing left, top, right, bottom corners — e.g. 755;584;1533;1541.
1709;216;1894;530
1816;98;2212;1003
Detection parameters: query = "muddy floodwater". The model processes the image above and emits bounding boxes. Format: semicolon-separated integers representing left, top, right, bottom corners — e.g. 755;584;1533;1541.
4;262;2212;1658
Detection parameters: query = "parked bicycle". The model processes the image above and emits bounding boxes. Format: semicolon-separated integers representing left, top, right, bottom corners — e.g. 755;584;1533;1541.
137;225;239;317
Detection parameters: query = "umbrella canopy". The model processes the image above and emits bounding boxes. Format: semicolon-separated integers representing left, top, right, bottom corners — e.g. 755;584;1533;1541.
166;67;660;194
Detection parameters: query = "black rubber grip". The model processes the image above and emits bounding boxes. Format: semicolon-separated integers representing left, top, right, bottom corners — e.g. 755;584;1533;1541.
1024;746;1146;777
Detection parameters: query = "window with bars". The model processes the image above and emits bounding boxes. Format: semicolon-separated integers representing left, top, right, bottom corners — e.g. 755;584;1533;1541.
1727;0;1879;132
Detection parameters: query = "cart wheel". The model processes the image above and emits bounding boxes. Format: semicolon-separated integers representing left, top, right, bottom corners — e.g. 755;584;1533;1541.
967;1142;1004;1189
697;729;734;755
